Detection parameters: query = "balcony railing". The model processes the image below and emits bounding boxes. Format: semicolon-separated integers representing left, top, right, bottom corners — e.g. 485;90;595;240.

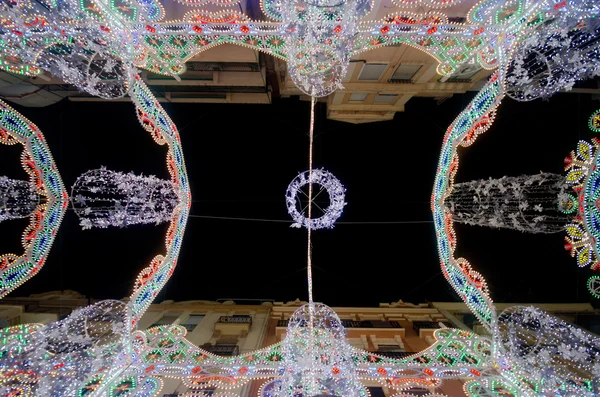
203;344;239;356
412;321;452;333
277;320;402;329
375;351;415;359
218;315;252;325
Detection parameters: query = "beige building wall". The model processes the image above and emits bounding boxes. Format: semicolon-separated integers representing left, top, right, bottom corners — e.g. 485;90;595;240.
251;299;469;397
3;291;598;396
138;300;272;395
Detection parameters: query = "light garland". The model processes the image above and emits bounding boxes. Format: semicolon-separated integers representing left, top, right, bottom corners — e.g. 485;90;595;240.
71;168;178;230
173;0;242;7
182;10;250;24
506;6;600;101
0;99;67;300
260;0;283;21
391;0;463;9
589;109;600;133
285;169;346;230
1;2;600;396
0;301;132;396
446;173;574;234
391;394;449;397
563;132;600;272
0;176;41;223
280;303;367;397
280;0;368;97
587;275;600;299
497;306;600;396
383;11;448;26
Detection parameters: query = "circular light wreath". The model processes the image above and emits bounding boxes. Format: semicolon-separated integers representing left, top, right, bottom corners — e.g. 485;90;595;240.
588;276;600;299
285;169;346;230
589;109;600;133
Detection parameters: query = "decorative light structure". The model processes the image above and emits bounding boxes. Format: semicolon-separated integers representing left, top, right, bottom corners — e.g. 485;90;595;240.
563;135;600;273
280;0;370;97
71;168;178;230
2;0;138;99
497;306;600;396
446;173;575;233
0;300;132;397
280;303;366;397
1;1;600;396
0;176;40;223
39;44;135;100
506;14;600;101
286;169;346;229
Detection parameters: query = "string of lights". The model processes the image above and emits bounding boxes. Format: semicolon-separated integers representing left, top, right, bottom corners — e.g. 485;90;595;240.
446;173;576;233
0;176;41;223
0;0;598;396
71;168;178;230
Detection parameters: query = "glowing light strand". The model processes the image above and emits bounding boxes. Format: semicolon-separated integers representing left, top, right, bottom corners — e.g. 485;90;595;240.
0;100;67;300
71;168;178;230
307;96;315;304
446;173;575;234
0;177;40;223
497;306;600;396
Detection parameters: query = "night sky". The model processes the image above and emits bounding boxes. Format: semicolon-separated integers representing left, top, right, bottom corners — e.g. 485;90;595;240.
1;87;599;307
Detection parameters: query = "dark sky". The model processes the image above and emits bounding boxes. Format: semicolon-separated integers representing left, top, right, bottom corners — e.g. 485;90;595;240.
1;86;599;307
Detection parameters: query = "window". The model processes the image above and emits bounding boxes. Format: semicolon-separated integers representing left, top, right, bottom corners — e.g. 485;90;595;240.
349;92;368;102
446;65;481;82
180;314;204;331
377;344;404;352
358;63;387;81
150;312;181;328
374;94;398;104
206;344;239;356
391;64;421;81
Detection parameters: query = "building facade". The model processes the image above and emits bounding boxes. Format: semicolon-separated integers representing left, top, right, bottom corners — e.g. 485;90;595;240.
0;0;493;124
0;292;598;396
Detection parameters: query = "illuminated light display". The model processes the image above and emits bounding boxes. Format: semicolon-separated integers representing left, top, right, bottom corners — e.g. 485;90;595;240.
390;394;448;397
587;275;600;299
9;322;488;396
562;128;600;274
0;0;599;395
432;72;504;331
392;0;463;9
589;109;600;133
497;306;600;396
0;301;132;396
506;16;600;101
0;100;67;300
260;0;283;21
280;0;369;97
174;0;242;7
71;168;178;230
183;10;250;24
285;169;346;230
280;303;366;397
0;0;596;88
126;76;191;323
0;176;40;223
447;173;574;233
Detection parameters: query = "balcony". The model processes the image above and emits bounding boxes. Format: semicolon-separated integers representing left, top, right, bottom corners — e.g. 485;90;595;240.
214;315;252;336
375;351;415;359
412;321;452;337
203;344;240;356
218;316;252;324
